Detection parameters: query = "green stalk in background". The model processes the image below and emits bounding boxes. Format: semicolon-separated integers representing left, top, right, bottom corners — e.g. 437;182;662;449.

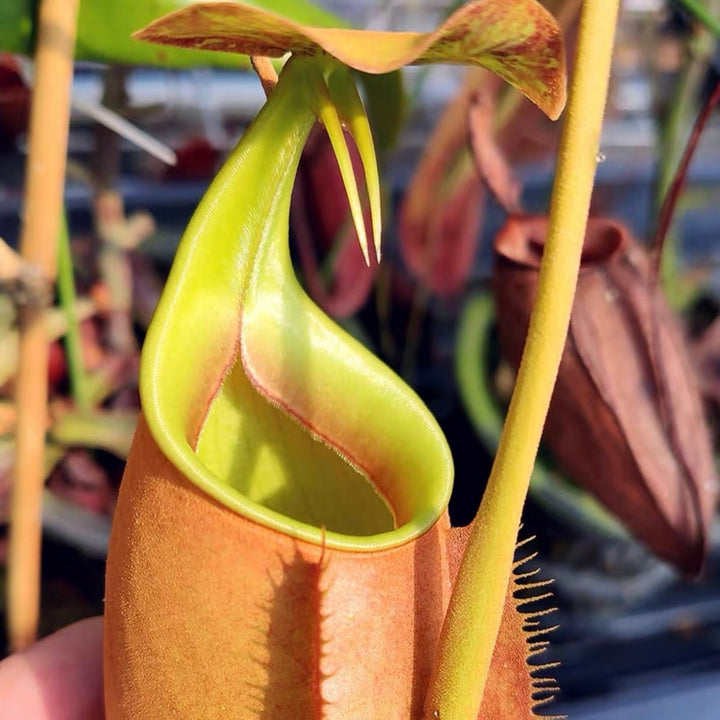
423;1;621;717
56;212;91;412
657;0;720;203
674;0;720;38
656;0;720;307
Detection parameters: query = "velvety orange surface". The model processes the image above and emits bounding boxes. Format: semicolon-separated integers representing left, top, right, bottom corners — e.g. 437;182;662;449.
105;418;551;719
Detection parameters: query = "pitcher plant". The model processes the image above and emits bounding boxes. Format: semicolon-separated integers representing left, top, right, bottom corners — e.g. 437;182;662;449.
102;1;619;718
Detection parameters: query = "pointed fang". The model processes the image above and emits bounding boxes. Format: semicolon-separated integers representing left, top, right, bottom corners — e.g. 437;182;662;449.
307;69;371;266
328;69;382;263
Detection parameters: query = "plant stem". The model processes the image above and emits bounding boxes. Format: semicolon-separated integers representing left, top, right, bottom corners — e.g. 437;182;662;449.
8;0;79;652
652;80;720;283
423;1;620;717
655;59;699;211
654;0;719;302
57;210;91;411
674;0;720;38
655;0;720;207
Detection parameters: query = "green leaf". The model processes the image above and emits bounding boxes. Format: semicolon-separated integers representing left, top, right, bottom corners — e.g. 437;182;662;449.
76;0;343;68
0;0;345;66
0;0;33;55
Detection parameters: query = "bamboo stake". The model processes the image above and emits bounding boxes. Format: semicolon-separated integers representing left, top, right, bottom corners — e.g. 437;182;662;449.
7;0;80;652
423;1;620;717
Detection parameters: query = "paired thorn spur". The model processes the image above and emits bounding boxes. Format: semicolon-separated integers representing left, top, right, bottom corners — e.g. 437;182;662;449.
306;60;382;266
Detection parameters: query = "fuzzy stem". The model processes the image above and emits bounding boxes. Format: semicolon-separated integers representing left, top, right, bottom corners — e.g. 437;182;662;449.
423;1;619;717
8;0;79;652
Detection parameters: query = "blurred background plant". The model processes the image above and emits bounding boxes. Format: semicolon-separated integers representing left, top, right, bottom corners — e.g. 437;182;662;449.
3;0;720;717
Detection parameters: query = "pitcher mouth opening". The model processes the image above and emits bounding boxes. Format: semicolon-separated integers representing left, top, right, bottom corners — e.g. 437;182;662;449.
139;58;452;553
142;311;452;551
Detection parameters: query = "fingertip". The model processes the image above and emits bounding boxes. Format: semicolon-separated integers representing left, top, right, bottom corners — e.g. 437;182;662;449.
0;616;104;720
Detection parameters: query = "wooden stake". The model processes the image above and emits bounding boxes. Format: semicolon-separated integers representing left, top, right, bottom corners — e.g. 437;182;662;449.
7;0;80;652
